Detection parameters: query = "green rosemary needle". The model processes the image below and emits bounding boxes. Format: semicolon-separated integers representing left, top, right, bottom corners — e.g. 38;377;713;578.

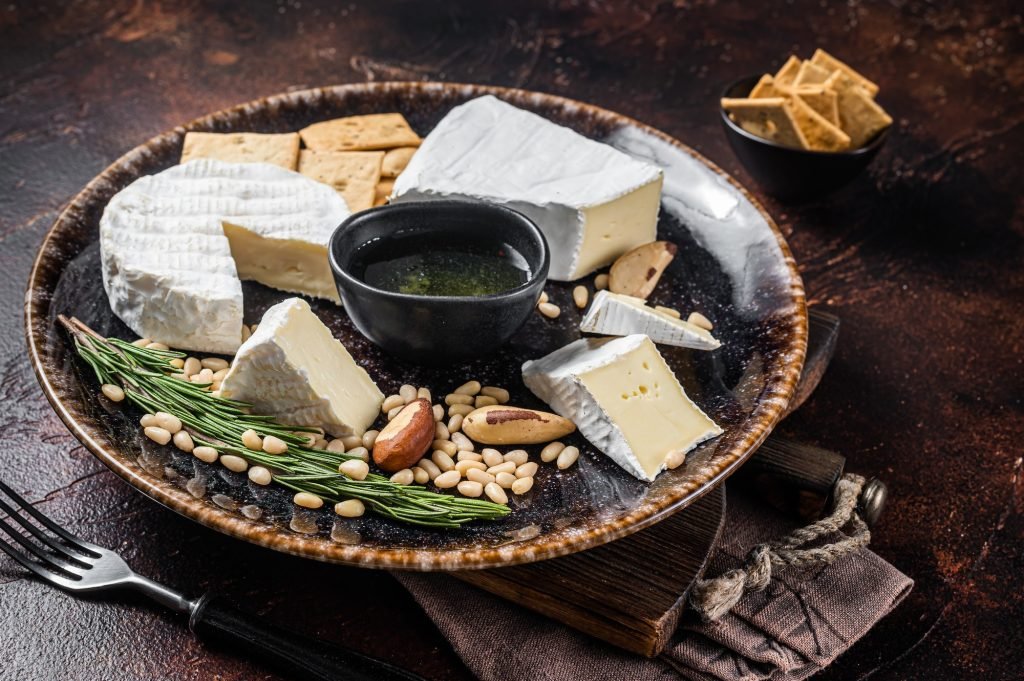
59;316;510;529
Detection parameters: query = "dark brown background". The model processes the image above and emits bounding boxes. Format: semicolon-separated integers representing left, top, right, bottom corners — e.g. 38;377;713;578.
1;1;1021;679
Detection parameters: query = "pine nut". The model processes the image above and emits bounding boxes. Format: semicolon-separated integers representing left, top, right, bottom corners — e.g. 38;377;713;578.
146;342;169;351
313;438;329;450
417;387;432;402
388;406;404;420
448;414;464;433
487;461;516;475
183;357;201;377
334;499;365;517
687;311;713;331
399;384;418;403
131;338;151;347
144;426;171;445
540;441;566;463
250;324;259;334
341;435;363;450
362;430;379;449
538;291;548;305
170;372;188;381
666;449;687;470
154;412;182;434
327;439;346;453
432;404;445;421
294;492;323;509
248;466;272;485
480;386;510;403
595;273;609;290
382;394;405;413
457;450;482;462
390;468;414;485
260;435;287;454
504;449;529;466
448;404;474;417
485;482;508;504
101;384;125;402
221;455;248;473
453;380;481;396
433;439;457;457
240;325;251;343
346;446;369;462
495;472;516;488
431;450;456;472
455;459;486;475
655;305;681;319
538;302;561;318
173;430;194;452
140;413;158;428
169;358;185;369
434;470;461;488
212;369;229;382
556;446;580;470
241;429;263;450
339;459;370;481
419;458;442;481
451;432;474;452
457;481;483;498
511;477;534;495
467;468;495;485
516;462;539;478
445;393;473;406
201;357;229;371
474;395;498;408
435;422;450;440
193;446;219;463
573;285;589;308
412;466;429;484
481;449;504;467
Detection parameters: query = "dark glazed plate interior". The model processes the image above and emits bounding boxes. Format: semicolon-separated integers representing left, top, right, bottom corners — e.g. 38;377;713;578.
25;83;806;570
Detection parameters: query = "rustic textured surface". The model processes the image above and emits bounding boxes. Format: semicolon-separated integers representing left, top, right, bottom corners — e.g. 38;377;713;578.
1;1;1021;680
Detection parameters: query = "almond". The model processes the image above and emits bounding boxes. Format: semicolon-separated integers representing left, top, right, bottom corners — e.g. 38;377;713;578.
461;405;576;445
372;398;434;472
608;240;677;299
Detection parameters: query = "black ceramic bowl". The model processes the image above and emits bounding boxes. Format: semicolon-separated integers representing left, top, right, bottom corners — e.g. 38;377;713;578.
720;75;889;201
329;200;550;362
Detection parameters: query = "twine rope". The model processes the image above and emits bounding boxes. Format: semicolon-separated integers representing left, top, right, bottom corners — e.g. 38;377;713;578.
689;473;871;622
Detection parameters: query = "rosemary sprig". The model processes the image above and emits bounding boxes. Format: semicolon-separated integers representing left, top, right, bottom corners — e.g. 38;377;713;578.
59;316;510;529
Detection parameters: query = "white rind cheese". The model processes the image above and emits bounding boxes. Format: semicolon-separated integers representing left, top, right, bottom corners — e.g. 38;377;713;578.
522;334;722;481
391;95;663;281
219;298;383;437
580;291;721;350
100;159;349;354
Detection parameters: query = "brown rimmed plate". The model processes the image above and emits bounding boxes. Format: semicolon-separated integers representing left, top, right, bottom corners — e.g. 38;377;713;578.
25;83;806;570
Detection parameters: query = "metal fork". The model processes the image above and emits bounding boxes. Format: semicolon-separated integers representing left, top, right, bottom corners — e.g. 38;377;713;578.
0;479;424;681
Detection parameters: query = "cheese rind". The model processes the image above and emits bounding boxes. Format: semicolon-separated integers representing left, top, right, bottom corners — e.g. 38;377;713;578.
219;298;384;437
522;335;722;481
580;291;721;350
100;159;349;353
392;95;663;281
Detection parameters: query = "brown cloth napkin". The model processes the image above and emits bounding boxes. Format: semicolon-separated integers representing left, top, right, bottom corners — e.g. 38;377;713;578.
396;488;912;681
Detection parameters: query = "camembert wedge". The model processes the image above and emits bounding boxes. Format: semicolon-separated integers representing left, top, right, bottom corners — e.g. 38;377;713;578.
522;335;722;481
219;298;383;437
580;291;720;350
391;95;663;281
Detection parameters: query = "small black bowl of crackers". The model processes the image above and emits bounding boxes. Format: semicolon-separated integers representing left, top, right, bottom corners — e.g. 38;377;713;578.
720;49;892;200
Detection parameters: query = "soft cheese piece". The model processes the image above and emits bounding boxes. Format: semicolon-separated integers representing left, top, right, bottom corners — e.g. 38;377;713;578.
391;95;663;281
219;298;383;436
100;159;349;354
580;291;721;350
522;335;722;481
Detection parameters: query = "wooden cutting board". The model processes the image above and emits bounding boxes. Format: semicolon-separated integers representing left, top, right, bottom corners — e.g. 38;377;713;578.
455;309;841;656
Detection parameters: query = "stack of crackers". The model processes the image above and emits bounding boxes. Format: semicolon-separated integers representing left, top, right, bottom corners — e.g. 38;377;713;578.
721;49;892;152
180;113;421;212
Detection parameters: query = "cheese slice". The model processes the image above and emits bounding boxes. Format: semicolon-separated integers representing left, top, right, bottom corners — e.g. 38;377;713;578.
580;291;720;350
219;298;383;436
100;159;349;354
391;95;663;281
522;335;722;481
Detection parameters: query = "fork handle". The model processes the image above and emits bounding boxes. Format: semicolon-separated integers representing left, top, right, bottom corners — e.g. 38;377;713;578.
189;595;426;681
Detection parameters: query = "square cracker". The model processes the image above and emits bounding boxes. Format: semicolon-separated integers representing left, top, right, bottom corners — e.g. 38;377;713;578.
811;48;879;97
794;85;840;126
180;132;300;169
298;150;383;213
787;95;850;151
381;146;418;178
824;71;892;147
720;97;808;150
300;114;421;152
794;60;833;86
749;74;784;99
773;56;802;88
374;179;395;207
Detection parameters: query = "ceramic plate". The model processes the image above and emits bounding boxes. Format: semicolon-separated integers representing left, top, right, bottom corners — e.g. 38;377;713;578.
26;83;806;570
